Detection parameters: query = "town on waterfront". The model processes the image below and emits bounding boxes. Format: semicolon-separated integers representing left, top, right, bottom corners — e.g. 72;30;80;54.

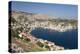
9;1;78;53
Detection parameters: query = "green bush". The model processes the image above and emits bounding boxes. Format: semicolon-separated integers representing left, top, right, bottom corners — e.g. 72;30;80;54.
36;41;44;48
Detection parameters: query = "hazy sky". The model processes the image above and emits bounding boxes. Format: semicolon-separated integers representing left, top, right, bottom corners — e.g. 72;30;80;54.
10;1;78;19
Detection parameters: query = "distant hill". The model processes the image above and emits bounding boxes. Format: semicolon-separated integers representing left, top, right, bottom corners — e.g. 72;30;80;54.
10;11;78;32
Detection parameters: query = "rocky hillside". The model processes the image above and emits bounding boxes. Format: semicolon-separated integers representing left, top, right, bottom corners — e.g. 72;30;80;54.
11;11;77;33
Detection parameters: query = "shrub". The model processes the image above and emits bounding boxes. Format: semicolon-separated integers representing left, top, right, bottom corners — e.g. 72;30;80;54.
36;41;44;48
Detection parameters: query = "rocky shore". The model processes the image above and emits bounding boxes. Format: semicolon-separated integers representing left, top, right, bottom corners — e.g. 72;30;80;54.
10;32;64;53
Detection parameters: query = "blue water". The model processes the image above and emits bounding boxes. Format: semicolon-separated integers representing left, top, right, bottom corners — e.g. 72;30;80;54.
31;28;78;49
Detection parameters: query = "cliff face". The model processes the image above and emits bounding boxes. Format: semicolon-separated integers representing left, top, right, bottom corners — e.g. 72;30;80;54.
11;11;77;33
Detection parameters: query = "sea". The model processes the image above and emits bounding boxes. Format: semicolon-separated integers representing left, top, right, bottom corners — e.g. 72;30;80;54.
31;28;78;49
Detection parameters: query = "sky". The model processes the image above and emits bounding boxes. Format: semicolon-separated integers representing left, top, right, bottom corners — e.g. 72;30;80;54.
10;1;78;19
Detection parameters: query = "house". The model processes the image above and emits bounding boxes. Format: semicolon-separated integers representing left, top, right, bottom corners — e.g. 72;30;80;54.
18;32;27;37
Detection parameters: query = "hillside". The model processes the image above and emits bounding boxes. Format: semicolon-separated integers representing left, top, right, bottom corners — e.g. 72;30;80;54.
11;11;77;32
